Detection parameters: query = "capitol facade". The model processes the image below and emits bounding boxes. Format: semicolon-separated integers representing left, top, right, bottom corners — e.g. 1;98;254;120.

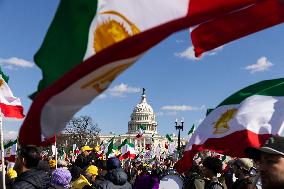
96;89;187;154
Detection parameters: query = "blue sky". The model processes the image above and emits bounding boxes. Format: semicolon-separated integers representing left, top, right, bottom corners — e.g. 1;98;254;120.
1;0;284;139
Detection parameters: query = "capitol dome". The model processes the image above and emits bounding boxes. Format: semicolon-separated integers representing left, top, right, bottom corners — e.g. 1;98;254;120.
128;88;158;134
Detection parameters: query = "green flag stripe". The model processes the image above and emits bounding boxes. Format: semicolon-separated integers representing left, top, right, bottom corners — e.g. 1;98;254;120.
0;66;9;83
4;139;17;149
32;0;98;98
218;78;284;107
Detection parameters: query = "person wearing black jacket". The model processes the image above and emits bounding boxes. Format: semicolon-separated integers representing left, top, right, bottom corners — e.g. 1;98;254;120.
12;146;50;189
97;157;132;189
74;146;93;169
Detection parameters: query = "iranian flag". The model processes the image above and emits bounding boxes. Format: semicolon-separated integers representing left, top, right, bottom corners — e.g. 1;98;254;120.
0;68;24;119
191;0;284;57
19;0;274;145
136;124;146;139
175;78;284;173
119;139;136;160
4;139;17;162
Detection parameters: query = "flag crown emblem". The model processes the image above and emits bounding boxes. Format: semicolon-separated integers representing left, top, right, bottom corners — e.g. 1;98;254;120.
94;11;140;52
213;108;237;134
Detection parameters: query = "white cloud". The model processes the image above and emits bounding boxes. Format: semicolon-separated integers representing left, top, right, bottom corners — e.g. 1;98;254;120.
107;83;140;97
4;131;18;140
175;39;184;44
156;111;177;116
161;105;205;111
175;46;223;60
0;57;34;68
245;56;273;73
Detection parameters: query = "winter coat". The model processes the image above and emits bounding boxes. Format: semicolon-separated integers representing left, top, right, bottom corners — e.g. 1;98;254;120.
133;174;159;189
12;169;50;189
74;154;92;169
97;168;132;189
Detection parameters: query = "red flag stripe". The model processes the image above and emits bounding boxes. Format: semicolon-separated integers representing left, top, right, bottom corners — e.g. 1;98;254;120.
191;0;284;57
0;103;24;119
175;130;271;173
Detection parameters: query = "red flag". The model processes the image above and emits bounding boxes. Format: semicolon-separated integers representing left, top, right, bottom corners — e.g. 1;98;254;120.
191;0;284;57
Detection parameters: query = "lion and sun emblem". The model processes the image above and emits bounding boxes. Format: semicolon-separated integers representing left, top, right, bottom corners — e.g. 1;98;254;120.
213;108;238;134
93;10;140;53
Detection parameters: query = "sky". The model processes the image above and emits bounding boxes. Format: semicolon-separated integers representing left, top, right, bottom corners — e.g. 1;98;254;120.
1;0;284;140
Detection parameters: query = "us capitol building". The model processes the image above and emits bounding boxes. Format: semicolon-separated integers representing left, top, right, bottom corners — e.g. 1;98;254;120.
96;89;187;152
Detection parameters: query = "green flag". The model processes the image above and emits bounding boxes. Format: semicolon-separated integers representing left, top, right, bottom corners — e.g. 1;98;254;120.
188;124;195;135
166;134;173;142
0;66;9;83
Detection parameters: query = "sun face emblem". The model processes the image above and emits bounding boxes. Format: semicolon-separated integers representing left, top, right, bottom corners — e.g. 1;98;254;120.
213;108;237;134
94;10;140;53
0;79;4;88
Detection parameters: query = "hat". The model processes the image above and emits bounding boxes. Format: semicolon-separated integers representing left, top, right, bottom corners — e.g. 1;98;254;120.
7;168;17;179
245;135;284;160
51;168;72;189
81;146;93;152
233;158;253;171
86;165;98;176
49;159;57;169
106;157;121;170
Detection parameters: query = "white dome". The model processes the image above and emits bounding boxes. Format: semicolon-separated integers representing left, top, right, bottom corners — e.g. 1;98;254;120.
133;94;153;113
128;89;158;134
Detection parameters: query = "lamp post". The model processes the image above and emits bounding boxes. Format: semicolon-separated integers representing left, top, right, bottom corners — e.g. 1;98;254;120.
175;118;184;158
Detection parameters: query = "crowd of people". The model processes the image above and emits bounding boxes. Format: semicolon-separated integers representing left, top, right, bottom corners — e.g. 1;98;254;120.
1;135;284;189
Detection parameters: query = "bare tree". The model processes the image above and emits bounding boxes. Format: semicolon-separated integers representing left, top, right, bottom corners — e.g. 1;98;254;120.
57;116;101;149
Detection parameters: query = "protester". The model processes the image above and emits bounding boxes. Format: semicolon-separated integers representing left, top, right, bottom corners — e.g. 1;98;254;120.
231;158;257;189
75;146;93;169
183;164;205;189
97;157;132;189
49;168;72;189
245;135;284;189
85;165;99;186
12;146;50;189
133;165;159;189
201;157;224;189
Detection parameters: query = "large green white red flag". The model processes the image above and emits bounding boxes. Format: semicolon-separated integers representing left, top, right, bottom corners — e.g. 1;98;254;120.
175;78;284;173
19;0;276;145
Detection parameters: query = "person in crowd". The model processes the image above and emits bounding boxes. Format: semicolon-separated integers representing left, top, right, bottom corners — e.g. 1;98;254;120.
38;160;52;176
133;165;159;189
201;157;224;189
75;146;93;169
94;160;107;186
183;164;205;189
150;163;161;177
58;160;69;169
12;146;50;189
49;168;72;189
85;165;99;187
231;158;257;189
97;157;132;189
6;168;17;188
245;135;284;189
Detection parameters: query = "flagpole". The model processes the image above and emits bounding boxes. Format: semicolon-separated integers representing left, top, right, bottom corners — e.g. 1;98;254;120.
0;112;6;189
55;135;57;169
